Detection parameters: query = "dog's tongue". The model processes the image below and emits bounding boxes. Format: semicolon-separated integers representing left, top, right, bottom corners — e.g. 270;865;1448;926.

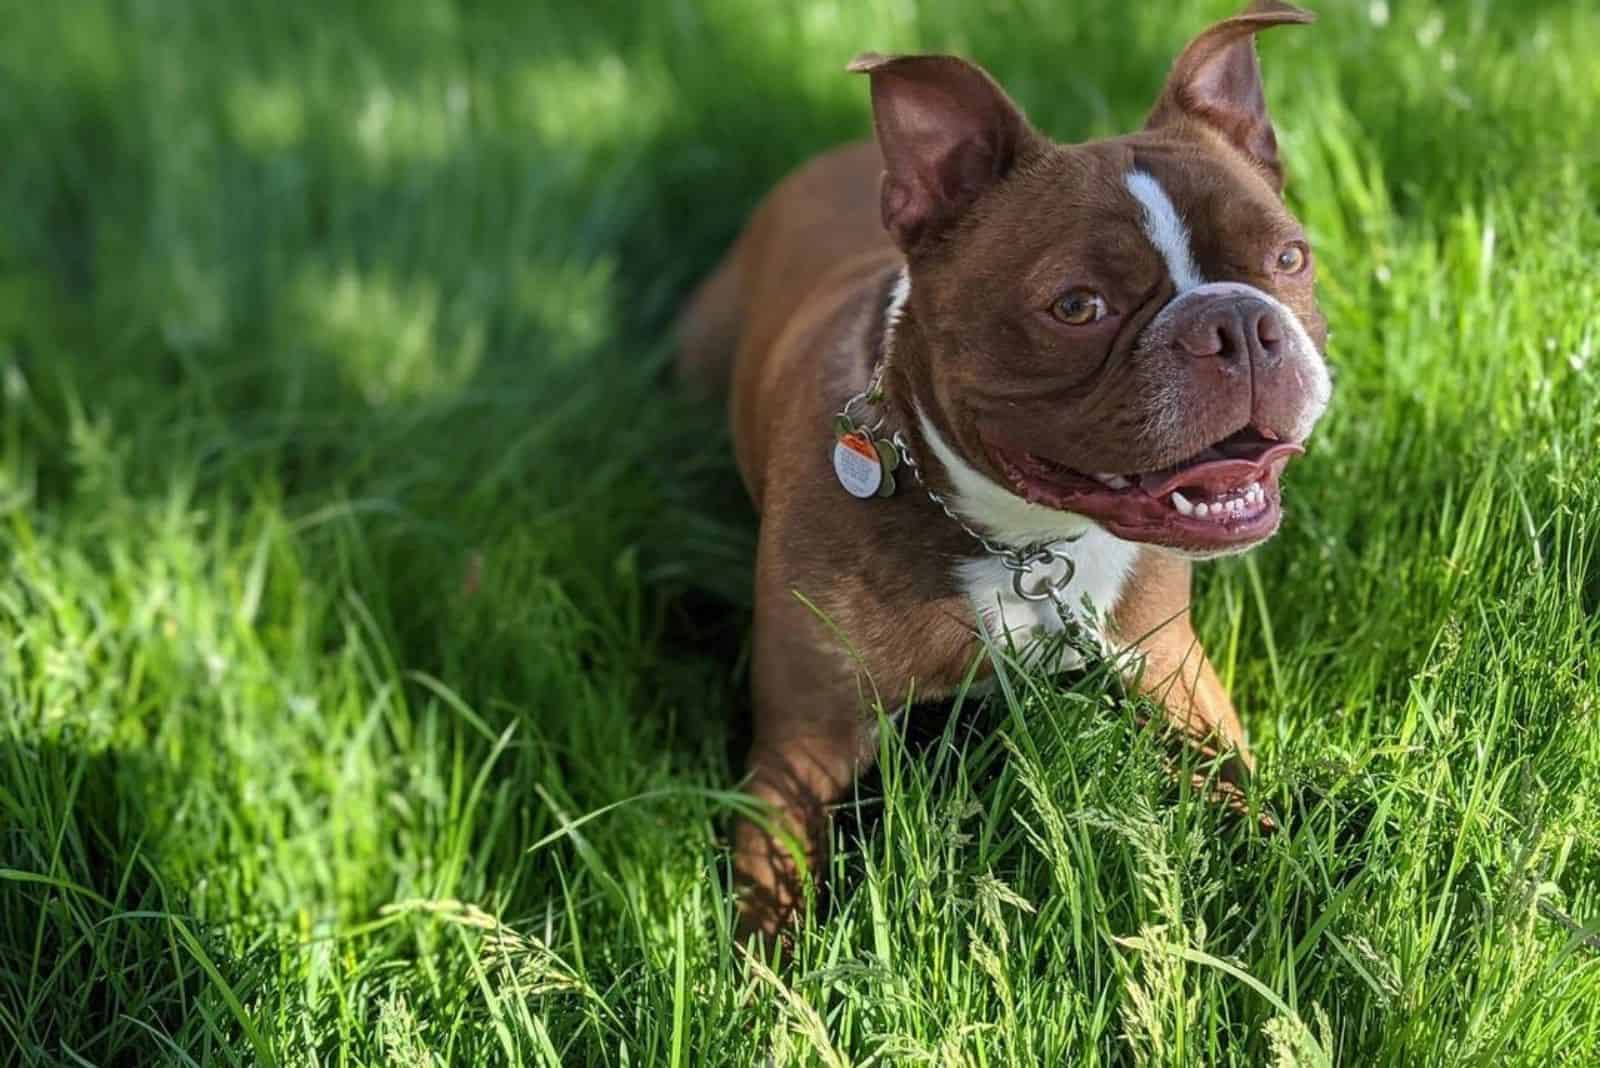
1137;442;1304;497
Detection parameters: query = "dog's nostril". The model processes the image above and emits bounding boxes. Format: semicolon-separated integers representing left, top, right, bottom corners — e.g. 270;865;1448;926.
1180;319;1232;358
1255;311;1285;353
1181;314;1246;359
1217;322;1243;359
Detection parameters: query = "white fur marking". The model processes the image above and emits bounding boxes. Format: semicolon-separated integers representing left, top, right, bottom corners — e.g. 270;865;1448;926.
885;268;911;330
1125;171;1204;293
888;273;1138;667
879;266;913;374
956;528;1141;672
915;410;1139;663
918;410;1097;546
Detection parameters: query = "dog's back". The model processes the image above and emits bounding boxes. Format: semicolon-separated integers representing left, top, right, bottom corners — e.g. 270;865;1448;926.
673;140;890;396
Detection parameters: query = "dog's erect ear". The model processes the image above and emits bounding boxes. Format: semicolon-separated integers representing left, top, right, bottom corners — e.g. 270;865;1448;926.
1145;1;1314;190
849;53;1042;252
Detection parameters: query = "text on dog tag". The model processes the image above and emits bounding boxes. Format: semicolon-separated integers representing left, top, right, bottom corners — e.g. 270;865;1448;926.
833;430;884;498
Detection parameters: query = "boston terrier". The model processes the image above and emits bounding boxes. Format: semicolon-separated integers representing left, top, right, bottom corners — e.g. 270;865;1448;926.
676;1;1330;942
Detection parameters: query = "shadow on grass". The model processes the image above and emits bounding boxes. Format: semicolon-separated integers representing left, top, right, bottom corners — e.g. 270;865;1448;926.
0;740;288;1064
9;0;1576;750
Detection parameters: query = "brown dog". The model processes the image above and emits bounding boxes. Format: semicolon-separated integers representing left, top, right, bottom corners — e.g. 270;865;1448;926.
676;1;1330;941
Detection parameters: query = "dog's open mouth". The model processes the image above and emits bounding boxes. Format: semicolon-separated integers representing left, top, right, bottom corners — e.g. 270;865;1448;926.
985;427;1305;551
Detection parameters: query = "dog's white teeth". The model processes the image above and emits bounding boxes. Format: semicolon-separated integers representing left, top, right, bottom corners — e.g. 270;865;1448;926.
1098;473;1131;490
1176;482;1271;522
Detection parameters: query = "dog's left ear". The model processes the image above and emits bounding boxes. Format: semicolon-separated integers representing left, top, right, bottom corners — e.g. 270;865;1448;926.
1145;1;1314;191
849;52;1043;252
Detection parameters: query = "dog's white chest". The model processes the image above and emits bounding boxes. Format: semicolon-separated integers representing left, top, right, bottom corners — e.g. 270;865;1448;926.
955;527;1140;670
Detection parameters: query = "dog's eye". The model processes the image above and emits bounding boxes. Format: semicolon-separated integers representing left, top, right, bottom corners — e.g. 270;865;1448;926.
1051;289;1107;326
1274;242;1310;275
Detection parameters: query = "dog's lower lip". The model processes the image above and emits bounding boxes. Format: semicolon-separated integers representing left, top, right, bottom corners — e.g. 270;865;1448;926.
982;429;1303;548
990;432;1300;498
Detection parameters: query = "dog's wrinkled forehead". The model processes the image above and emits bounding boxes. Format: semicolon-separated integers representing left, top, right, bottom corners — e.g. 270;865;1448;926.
916;139;1306;325
1116;146;1304;293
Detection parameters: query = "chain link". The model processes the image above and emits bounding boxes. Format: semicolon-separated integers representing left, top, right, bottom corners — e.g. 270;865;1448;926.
836;359;890;434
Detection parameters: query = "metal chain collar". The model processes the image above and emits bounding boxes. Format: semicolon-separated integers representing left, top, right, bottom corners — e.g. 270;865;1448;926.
890;429;1091;640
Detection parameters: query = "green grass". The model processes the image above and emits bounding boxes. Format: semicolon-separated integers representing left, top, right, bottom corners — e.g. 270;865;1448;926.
1;0;1597;1063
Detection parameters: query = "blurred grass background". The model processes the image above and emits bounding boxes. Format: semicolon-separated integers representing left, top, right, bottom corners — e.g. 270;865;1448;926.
0;0;1597;1064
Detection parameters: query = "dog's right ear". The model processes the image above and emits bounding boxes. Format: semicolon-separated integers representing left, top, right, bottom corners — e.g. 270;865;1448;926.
1144;1;1314;191
849;53;1042;253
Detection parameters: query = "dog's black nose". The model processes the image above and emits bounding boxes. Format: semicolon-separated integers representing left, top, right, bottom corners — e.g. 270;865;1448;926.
1177;296;1285;364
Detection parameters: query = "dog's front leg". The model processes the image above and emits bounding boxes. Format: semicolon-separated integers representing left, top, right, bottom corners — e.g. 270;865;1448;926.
732;543;880;946
1113;550;1254;785
733;722;867;946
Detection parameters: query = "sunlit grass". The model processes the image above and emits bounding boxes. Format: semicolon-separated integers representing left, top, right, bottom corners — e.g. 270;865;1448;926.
0;0;1597;1064
293;264;483;404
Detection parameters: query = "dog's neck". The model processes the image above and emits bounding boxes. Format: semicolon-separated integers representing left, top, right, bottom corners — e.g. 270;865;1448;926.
871;265;1141;648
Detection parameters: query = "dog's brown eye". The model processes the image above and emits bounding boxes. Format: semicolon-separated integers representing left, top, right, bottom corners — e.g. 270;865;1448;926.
1051;290;1107;326
1275;242;1310;275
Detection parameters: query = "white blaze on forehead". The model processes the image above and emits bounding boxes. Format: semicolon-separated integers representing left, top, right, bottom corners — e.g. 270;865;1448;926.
1125;171;1204;293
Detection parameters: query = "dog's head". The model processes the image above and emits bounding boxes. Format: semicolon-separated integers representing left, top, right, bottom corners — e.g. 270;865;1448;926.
858;1;1329;556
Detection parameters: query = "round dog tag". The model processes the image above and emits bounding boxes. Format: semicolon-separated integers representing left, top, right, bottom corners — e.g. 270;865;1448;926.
833;430;883;498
